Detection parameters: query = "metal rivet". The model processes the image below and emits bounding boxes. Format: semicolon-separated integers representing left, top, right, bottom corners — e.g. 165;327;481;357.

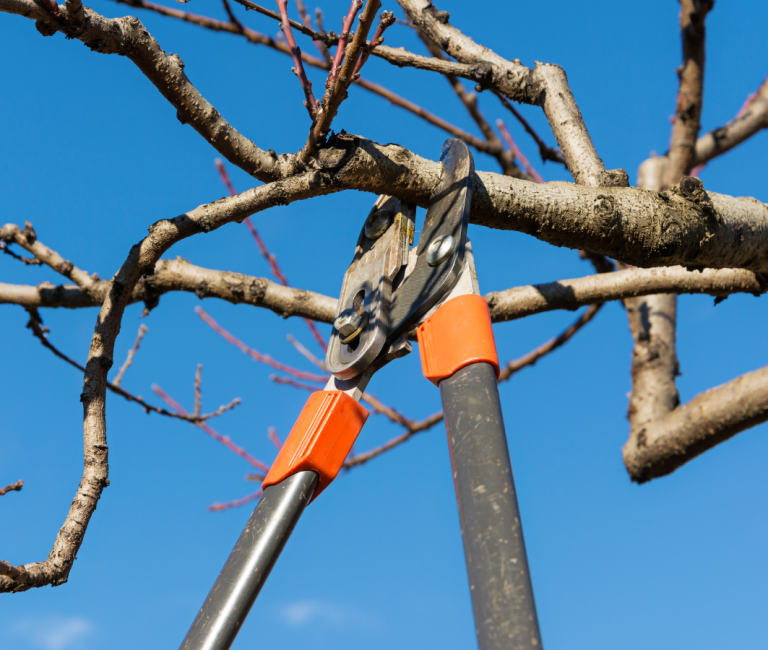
426;234;456;266
334;308;368;344
364;209;393;240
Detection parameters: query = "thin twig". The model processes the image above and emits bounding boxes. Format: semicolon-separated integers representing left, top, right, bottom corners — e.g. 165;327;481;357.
498;304;604;382
268;427;283;450
0;241;42;265
152;385;268;470
113;0;506;165
0;481;24;497
287;334;328;371
495;91;566;165
215;158;328;351
112;324;148;387
208;489;263;511
343;411;444;468
352;10;394;80
496;118;544;183
196;306;328;382
194;363;203;417
269;374;324;391
329;0;363;80
276;0;317;116
25;308;240;424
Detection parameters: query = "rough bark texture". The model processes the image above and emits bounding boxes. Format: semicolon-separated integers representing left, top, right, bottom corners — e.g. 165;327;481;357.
624;365;768;483
486;266;766;322
663;0;713;189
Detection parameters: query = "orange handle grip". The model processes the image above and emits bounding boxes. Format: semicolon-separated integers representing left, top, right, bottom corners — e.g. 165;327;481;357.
262;391;369;500
417;294;500;386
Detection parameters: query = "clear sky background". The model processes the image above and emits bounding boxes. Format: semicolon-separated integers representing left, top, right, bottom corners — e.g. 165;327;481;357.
2;1;767;649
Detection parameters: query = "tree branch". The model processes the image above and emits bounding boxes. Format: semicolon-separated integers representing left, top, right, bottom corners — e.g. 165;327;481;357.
663;0;714;188
397;0;606;185
0;170;332;593
0;480;24;497
623;364;768;483
486;266;766;322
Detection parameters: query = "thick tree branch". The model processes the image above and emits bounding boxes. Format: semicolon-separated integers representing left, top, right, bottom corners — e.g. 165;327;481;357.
623;364;768;483
7;263;764;324
693;75;768;167
0;0;295;181
0;255;338;322
486;266;766;322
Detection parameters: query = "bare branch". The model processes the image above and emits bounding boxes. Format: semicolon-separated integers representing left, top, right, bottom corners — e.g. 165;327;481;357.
343;411;444;468
276;0;317;116
486;266;766;323
623;364;768;483
495;92;566;165
398;0;606;185
414;29;524;178
0;254;339;323
112;324;148;388
23;308;240;424
302;0;380;161
693;75;768;170
498;304;603;382
0;480;24;497
287;334;327;371
496;119;544;183
195;306;328;382
1;223;96;292
152;385;267;470
663;0;714;189
0;170;327;593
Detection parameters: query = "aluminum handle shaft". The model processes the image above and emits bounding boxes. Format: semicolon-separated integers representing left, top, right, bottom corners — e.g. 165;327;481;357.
440;362;542;650
179;471;318;650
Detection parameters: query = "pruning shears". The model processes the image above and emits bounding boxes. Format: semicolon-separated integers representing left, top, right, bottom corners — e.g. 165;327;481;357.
180;139;542;650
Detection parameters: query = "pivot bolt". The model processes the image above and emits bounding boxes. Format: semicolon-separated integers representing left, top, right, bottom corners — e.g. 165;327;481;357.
334;308;367;343
364;209;394;240
426;234;456;266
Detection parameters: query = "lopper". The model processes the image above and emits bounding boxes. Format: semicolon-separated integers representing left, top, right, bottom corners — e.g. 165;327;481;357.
179;139;542;650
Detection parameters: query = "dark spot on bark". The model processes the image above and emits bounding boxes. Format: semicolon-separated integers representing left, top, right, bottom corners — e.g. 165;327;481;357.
599;169;629;188
676;175;704;200
94;355;113;370
84;39;108;52
35;19;57;37
636;429;647;448
426;6;450;23
248;278;267;303
714;295;728;306
176;108;190;125
194;281;209;299
111;279;125;300
593;195;616;228
59;260;74;276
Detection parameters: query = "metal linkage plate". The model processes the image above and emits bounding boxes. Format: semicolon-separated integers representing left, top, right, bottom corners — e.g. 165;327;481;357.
325;195;415;380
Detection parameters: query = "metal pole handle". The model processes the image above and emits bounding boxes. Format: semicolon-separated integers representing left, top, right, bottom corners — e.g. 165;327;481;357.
179;471;318;650
440;362;542;650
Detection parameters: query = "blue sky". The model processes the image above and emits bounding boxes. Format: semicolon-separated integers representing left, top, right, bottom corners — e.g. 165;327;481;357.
1;1;768;649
